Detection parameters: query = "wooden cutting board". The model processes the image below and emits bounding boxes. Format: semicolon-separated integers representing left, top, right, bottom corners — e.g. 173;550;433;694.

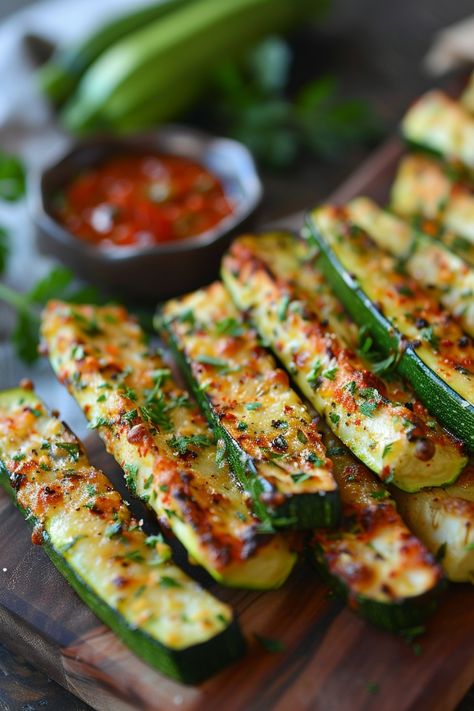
1;137;473;711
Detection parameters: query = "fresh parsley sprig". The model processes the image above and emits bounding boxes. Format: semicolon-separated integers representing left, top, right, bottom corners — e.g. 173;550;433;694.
211;37;380;169
0;266;99;363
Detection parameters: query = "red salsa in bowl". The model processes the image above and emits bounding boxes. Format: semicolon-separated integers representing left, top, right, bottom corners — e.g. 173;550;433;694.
55;152;234;248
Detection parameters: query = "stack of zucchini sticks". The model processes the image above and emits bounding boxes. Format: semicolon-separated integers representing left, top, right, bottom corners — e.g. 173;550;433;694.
1;80;473;682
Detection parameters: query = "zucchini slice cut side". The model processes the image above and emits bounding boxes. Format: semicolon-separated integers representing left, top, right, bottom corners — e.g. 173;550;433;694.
222;234;466;489
41;301;296;590
160;282;340;529
390;154;474;267
347;196;474;337
0;387;244;683
401;90;474;175
305;206;474;450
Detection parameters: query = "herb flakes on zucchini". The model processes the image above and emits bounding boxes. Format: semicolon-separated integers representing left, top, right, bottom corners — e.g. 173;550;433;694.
41;301;296;590
222;233;467;489
346;196;474;337
305;206;474;450
160;281;340;529
0;386;244;683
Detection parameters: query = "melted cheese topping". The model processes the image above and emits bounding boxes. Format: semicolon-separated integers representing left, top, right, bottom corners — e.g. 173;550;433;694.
41;302;295;588
0;388;232;649
222;234;465;491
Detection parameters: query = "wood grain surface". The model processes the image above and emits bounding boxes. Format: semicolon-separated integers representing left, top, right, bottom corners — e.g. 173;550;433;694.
1;135;474;711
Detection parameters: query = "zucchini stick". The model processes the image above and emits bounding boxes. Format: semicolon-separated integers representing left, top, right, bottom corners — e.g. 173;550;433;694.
160;282;340;529
0;386;244;683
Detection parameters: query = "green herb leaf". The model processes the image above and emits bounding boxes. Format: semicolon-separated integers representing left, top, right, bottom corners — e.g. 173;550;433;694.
0;151;26;201
168;434;212;456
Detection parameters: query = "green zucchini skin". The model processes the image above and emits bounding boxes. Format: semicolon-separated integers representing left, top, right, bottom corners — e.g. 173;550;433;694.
38;0;189;105
0;387;244;684
160;282;340;530
310;429;445;633
305;207;474;450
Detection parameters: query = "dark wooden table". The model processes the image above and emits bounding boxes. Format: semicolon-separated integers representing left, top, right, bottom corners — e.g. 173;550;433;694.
1;0;474;709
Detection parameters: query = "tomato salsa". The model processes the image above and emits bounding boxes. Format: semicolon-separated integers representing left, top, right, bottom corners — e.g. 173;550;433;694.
55;152;234;248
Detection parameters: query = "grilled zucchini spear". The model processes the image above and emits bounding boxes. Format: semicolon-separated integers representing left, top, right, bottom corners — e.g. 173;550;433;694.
222;234;466;489
401;90;474;176
313;427;444;630
390;154;474;267
305;206;474;449
160;282;339;529
41;302;296;589
0;386;244;683
346;196;474;337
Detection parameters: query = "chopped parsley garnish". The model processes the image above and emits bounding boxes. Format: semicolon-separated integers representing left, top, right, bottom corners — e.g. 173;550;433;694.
420;325;440;349
329;412;340;424
196;354;229;369
168;434;212;455
121;409;138;424
105;521;122;538
177;309;195;326
307;359;322;386
382;443;393;458
123;550;145;563
124;464;139;496
291;471;313;484
160;576;182;588
245;402;262;410
297;429;308;444
119;384;137;401
57;442;81;462
237;420;248;431
277;294;291;321
145;534;165;547
88;416;113;429
140;395;172;431
322;367;338;381
307;452;323;466
371;490;388;500
215;317;244;337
